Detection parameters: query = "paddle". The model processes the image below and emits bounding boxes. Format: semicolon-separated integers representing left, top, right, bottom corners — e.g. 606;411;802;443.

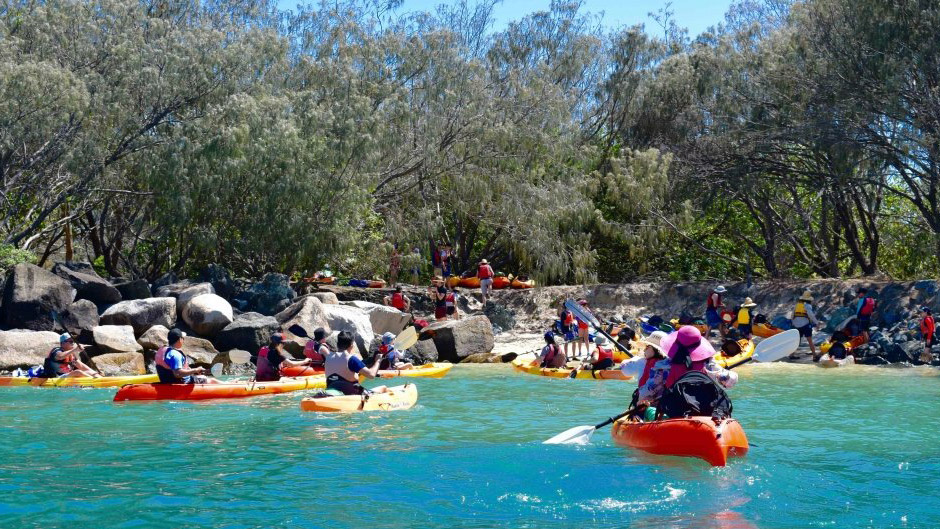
228;349;252;364
563;299;632;378
287;323;418;357
546;328;802;445
210;363;223;377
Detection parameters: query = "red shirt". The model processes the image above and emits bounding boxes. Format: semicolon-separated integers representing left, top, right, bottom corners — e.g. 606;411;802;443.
921;315;935;338
478;264;494;279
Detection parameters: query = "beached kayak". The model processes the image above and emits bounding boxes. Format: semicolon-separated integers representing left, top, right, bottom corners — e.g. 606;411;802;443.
113;376;325;401
817;354;856;368
611;417;749;466
445;276;460;288
281;362;454;379
510;357;633;380
751;322;784;338
820;334;868;354
458;277;481;288
299;383;417;412
672;320;709;336
713;339;755;368
492;276;511;289
510;278;535;289
0;374;159;388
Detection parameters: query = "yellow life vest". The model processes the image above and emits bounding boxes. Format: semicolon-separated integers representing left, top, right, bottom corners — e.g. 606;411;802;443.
737;307;751;325
794;301;808;318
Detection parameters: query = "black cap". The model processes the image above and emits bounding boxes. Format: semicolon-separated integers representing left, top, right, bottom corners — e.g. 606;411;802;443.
313;327;328;341
167;328;185;345
270;333;284;345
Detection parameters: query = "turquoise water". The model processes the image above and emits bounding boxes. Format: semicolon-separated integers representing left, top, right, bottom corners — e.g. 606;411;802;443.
1;363;939;528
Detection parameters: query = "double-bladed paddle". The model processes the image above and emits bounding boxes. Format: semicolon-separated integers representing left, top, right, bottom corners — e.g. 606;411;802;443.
545;328;801;445
564;299;633;378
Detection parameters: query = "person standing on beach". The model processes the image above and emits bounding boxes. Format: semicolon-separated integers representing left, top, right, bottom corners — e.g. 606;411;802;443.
736;297;757;340
478;259;495;306
384;286;411;313
705;286;727;338
575;299;593;357
431;242;443;279
920;307;935;364
429;276;448;321
792;291;821;360
559;302;577;358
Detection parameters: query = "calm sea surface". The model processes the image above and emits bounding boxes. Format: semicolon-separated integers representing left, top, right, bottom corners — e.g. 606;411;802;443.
1;363;938;528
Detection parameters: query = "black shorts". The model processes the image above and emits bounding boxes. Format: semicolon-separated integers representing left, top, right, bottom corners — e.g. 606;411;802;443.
326;375;366;396
797;324;813;338
590;358;615;371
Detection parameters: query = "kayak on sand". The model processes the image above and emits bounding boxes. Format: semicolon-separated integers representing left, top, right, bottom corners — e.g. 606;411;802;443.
280;362;454;379
610;417;749;467
0;373;159;388
300;383;418;412
510;356;633;380
751;322;784;338
113;376;325;401
713;339;755;368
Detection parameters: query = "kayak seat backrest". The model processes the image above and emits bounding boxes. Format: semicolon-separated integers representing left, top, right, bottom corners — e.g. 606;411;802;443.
753;313;768;325
659;371;733;420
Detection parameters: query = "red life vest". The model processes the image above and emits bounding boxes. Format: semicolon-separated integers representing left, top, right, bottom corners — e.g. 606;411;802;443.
921;316;935;337
155;346;188;371
596;346;613;362
707;293;722;309
478;264;493;279
665;359;708;388
255;346;279;381
391;292;406;311
638;357;658;387
304;342;327;365
562;310;574;326
860;297;876;317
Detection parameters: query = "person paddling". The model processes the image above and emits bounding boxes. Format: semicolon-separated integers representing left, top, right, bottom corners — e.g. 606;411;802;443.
43;333;100;378
920;307;935;364
478;259;495;306
705;286;727;338
155;329;221;384
255;333;313;382
384;286;411;313
736;297;757;340
620;331;667;387
324;331;388;396
578;335;615;375
534;331;567;368
378;332;414;370
792;291;821;360
303;327;331;367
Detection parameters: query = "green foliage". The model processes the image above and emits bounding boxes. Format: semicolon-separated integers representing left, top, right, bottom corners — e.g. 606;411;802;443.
0;244;36;271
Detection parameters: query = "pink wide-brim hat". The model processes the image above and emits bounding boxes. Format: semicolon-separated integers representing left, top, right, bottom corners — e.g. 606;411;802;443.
661;326;715;362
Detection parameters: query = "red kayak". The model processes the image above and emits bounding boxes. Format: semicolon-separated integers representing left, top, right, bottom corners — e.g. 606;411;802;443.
113;377;324;401
611;417;749;466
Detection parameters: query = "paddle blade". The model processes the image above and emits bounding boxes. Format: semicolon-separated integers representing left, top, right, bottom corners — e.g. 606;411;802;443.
393;326;418;351
544;425;597;445
753;329;801;363
210;363;223;377
564;299;600;327
228;349;252;364
287;324;309;338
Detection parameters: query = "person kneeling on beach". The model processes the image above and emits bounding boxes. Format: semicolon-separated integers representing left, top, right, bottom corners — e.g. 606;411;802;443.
255;333;314;382
325;331;388;395
43;333;100;378
155;328;221;384
378;332;413;370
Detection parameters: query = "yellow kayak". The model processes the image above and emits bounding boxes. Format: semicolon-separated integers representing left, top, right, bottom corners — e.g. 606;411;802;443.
0;374;159;388
300;383;418;412
281;362;454;379
713;339;755;368
510;357;633;380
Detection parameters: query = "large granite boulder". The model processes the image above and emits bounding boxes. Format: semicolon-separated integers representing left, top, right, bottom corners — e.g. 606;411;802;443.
212;312;278;354
151;272;178;292
232;273;295;316
138;325;169;350
153;280;196;299
0;330;60;369
824;307;856;333
92;325;143;355
182;293;233;337
181;336;219;366
176;283;214;313
52;262;121;304
420;315;494;363
344;300;410;335
322;304;374;355
89;352;145;375
100;297;176;336
275;296;330;355
61;299;99;343
114;279;151;300
1;263;75;330
310;292;339;305
198;264;235;300
408;336;439;364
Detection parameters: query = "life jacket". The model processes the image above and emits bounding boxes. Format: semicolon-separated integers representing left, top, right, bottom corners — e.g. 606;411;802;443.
255;346;280;382
304;342;328;365
638;357;658;387
390;292;406;311
561;310;574;326
737;308;751;325
43;347;74;377
707;293;722;309
325;349;359;384
478;264;493;279
921;316;935;337
445;292;456;307
794;301;808;319
665;358;708;388
540;344;560;368
155;346;187;384
595;346;613;363
859;297;876;317
659;371;733;419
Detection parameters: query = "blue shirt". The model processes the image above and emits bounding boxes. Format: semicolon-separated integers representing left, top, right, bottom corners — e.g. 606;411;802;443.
348;356;366;373
164;349;186;371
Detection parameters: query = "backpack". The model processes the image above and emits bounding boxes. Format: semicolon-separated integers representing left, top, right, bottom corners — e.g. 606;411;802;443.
753;313;768;325
860;297;876;317
658;371;733;420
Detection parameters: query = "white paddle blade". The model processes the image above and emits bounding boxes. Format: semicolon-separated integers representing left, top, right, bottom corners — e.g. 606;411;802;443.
393;327;418;351
544;425;597;445
210;363;223;378
565;299;600;327
228;349;252;364
753;329;801;363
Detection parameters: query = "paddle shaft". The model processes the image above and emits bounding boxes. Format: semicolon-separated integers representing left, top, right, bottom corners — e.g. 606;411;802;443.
595;410;633;430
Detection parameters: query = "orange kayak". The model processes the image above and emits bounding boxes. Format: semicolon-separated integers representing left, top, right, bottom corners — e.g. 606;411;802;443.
510;278;535;289
113;376;324;401
445;276;460;288
751;322;784;338
300;383;417;412
458;277;481;288
492;276;511;289
611;417;749;466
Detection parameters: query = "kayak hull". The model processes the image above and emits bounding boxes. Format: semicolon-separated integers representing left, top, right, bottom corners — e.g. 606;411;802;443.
510;358;632;380
510;278;535;289
281;362;453;379
611;417;749;467
820;334;868;354
492;276;511;289
300;383;417;412
751;323;784;338
458;277;481;288
0;374;159;388
113;376;325;401
714;340;755;368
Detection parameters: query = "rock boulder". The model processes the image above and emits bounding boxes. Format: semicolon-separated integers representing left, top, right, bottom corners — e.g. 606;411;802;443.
138;325;169;350
181;336;219;366
322;304;374;355
420;315;494;363
100;298;176;336
198;264;235;300
0;330;60;369
232;273;295;316
212;312;278;354
344;300;410;335
311;292;339;305
61;299;99;343
114;279;151;300
90;352;145;376
153;280;196;299
177;283;214;314
182;293;233;337
275;296;330;355
1;263;76;330
92;325;143;355
52;262;121;304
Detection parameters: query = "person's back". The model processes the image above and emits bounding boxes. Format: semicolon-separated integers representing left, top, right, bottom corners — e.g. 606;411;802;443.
255;345;280;382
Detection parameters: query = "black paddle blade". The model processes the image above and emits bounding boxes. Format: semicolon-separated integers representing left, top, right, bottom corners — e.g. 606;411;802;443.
287;324;309;338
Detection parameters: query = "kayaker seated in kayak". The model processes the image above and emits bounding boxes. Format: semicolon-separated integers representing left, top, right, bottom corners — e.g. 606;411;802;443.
303;327;330;367
256;333;314;382
534;331;567;368
579;335;615;373
620;331;667;387
384;286;411;313
43;333;100;378
377;332;413;370
155;329;221;385
325;331;389;396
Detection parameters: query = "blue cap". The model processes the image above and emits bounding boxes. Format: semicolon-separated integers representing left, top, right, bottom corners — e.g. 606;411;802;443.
382;332;395;345
544;331;554;340
59;333;73;345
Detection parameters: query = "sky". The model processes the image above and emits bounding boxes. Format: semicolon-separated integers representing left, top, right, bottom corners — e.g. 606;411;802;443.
279;1;736;38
